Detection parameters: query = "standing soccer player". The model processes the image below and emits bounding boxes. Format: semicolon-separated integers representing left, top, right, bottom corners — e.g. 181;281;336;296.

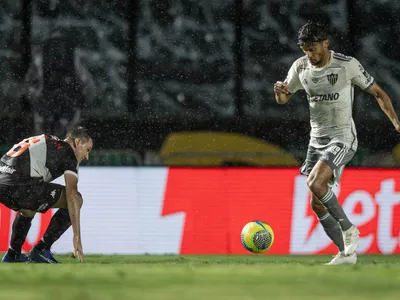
0;126;93;263
274;23;400;265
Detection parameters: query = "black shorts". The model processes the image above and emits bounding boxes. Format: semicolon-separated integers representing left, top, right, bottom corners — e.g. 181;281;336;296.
0;182;64;213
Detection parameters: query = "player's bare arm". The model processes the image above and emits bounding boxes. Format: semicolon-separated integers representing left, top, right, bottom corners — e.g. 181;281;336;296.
274;81;292;104
367;82;400;132
64;172;84;263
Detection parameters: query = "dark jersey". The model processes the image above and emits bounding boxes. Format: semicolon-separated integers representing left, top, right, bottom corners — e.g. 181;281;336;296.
0;134;78;186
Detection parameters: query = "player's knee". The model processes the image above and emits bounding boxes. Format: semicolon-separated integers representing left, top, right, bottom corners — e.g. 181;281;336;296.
307;175;325;197
19;209;36;218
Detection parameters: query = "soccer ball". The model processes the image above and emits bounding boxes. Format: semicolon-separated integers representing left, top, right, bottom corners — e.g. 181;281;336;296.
241;221;274;253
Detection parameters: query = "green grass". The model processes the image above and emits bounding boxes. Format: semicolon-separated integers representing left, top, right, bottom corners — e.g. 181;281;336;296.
1;254;400;299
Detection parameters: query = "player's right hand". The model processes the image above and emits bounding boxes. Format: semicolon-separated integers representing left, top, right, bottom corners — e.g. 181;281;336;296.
274;81;290;95
73;235;84;263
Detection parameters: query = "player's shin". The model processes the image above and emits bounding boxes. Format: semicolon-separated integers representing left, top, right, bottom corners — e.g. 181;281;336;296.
9;213;33;258
36;208;71;251
321;189;353;231
318;212;345;253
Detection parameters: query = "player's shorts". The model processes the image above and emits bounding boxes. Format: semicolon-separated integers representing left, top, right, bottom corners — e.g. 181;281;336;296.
300;143;355;186
0;182;64;213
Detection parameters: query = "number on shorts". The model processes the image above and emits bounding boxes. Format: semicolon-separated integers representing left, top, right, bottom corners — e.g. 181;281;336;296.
6;136;42;157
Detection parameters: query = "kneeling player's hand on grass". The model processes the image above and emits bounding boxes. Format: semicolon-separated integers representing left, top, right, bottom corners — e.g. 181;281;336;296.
73;236;84;263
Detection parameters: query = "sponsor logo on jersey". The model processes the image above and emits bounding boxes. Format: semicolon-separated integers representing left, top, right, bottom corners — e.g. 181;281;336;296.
312;77;320;83
315;137;331;145
327;73;338;85
310;93;339;102
0;165;16;174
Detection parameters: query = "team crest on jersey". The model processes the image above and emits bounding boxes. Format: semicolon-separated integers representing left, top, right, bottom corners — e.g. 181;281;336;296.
312;78;319;83
327;73;338;85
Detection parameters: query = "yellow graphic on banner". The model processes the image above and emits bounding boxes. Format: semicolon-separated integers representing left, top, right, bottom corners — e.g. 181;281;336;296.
160;131;299;166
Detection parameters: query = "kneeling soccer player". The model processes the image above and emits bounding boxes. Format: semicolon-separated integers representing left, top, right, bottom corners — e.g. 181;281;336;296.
0;126;92;263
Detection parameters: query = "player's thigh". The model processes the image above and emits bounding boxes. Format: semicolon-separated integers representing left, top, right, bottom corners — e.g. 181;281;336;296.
301;146;330;182
51;189;83;209
51;187;68;209
19;209;36;218
300;145;320;177
320;143;354;186
21;183;64;213
308;160;334;188
0;184;22;211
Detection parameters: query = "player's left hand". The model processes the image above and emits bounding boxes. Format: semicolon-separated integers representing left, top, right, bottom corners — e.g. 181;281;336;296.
73;235;84;263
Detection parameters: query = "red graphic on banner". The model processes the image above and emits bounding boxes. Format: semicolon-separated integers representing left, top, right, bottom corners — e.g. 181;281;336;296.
337;169;400;254
163;167;400;255
0;206;11;250
0;205;53;252
21;212;53;253
162;168;298;254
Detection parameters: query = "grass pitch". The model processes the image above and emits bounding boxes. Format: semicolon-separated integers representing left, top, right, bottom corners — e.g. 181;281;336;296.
0;254;399;300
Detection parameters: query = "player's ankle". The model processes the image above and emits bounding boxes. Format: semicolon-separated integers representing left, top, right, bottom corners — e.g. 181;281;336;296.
35;240;50;252
7;247;20;259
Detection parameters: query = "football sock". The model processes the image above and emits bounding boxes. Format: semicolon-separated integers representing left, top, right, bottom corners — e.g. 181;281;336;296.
318;212;344;252
36;209;71;251
321;189;353;231
9;213;33;258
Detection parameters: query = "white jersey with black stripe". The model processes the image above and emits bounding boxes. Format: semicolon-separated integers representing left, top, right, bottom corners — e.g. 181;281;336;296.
0;134;78;186
284;50;374;151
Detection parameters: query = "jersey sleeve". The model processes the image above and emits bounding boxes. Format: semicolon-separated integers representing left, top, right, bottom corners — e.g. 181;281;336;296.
347;58;375;90
284;60;304;94
63;155;78;179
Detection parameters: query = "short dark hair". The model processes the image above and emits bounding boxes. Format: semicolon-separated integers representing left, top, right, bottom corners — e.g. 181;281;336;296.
297;22;329;46
66;126;92;141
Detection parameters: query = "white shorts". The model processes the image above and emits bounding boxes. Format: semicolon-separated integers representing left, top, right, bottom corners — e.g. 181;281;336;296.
300;143;355;186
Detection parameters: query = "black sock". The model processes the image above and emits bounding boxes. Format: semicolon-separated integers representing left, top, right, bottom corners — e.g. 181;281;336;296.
36;209;71;251
9;213;33;258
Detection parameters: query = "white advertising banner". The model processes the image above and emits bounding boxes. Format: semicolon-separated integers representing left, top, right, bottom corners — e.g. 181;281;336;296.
2;167;399;255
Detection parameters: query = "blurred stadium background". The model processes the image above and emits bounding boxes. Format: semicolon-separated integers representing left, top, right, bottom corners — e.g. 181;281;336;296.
0;0;400;257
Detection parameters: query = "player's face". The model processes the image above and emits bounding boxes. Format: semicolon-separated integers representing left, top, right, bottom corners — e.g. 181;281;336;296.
300;41;329;66
73;138;93;163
